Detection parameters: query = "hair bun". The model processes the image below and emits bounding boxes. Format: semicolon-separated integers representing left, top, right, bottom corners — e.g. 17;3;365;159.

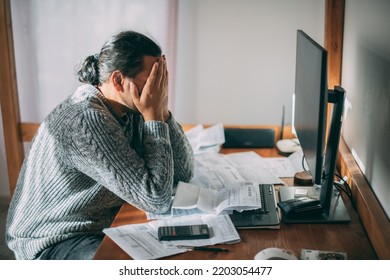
76;54;100;85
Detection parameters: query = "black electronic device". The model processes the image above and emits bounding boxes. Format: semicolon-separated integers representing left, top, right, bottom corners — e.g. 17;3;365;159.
158;224;210;241
277;197;323;218
229;184;280;229
293;30;328;186
278;30;350;224
223;128;275;148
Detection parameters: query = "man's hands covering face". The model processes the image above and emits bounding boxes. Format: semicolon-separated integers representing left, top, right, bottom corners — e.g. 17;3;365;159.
130;56;169;122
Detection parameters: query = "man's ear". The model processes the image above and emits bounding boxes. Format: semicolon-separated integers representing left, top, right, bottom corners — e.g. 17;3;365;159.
111;71;124;91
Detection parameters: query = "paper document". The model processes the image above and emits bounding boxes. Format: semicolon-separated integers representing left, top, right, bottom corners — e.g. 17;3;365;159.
103;214;240;260
146;208;204;220
262;150;308;177
172;181;261;214
185;123;225;154
191;151;284;186
225;151;284;184
190;153;245;190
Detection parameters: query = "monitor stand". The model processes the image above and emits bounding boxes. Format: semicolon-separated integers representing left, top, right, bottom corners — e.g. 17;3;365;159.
278;186;351;224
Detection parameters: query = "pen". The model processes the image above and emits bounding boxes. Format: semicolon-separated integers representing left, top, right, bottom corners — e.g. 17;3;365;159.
177;245;229;252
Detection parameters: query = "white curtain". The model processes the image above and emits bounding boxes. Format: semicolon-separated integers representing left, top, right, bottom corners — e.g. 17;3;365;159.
10;0;178;122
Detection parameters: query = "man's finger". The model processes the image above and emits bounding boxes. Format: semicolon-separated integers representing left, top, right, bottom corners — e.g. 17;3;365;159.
130;81;140;104
143;62;159;96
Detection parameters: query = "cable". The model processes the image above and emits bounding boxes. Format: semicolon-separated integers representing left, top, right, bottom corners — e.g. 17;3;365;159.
300;154;354;208
333;173;355;209
301;154;308;172
334;173;352;197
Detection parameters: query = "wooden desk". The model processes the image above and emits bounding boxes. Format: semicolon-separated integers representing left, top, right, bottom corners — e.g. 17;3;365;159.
94;147;377;260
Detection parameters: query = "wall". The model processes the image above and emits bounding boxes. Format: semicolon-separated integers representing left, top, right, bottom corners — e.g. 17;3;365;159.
11;0;176;122
0;0;325;197
174;0;325;125
342;0;390;219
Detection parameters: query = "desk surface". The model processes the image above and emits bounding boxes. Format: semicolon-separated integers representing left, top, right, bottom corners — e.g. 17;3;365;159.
94;147;377;260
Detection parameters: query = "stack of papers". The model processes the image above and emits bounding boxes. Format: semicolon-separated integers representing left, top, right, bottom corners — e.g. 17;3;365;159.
190;151;284;187
189;150;307;189
103;214;240;260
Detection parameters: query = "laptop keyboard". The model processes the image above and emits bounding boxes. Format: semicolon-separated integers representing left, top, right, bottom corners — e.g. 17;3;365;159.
229;184;280;228
237;184;272;214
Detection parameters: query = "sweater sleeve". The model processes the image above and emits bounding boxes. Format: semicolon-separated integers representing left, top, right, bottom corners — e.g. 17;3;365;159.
166;115;194;183
65;109;174;213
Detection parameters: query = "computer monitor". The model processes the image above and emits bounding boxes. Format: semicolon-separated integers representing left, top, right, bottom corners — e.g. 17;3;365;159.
294;30;328;186
278;30;350;223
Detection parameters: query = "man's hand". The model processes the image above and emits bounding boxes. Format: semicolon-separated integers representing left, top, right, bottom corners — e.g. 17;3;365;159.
130;56;169;122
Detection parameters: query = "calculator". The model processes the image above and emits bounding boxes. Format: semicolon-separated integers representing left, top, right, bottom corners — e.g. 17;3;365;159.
158;224;210;241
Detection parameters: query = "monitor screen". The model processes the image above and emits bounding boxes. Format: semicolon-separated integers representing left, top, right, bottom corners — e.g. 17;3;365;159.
294;30;328;186
278;30;350;223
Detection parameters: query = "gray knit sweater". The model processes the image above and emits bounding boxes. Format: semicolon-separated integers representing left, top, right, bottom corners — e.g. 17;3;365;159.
6;84;194;260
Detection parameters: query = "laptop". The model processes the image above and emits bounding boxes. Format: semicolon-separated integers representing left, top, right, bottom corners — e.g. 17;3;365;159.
229;184;280;229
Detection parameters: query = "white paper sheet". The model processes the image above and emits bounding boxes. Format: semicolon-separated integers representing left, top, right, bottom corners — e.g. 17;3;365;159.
191;151;284;186
185;123;225;154
172;181;261;214
262;150;308;177
103;214;240;260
